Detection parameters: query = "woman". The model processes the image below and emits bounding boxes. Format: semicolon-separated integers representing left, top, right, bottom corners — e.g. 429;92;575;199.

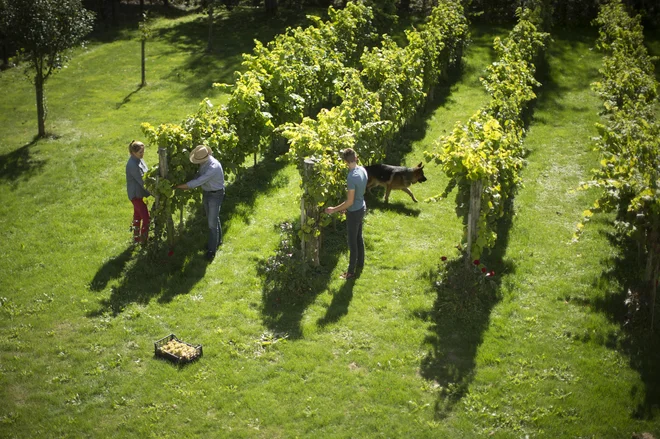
126;140;151;244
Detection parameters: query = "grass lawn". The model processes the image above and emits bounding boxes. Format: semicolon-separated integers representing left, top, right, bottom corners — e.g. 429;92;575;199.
1;7;659;438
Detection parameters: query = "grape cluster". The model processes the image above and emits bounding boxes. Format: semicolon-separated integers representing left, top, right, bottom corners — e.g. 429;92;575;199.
160;339;198;360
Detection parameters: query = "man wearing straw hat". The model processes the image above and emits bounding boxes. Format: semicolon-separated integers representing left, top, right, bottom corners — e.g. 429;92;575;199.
175;145;225;261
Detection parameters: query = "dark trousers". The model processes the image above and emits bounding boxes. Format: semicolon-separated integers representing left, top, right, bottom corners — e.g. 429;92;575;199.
346;207;365;274
203;189;224;254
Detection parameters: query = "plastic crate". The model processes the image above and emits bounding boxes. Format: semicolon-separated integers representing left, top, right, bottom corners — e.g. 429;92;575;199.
154;334;202;364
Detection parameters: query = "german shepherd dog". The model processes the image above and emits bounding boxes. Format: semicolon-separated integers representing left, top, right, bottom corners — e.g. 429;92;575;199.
364;162;427;203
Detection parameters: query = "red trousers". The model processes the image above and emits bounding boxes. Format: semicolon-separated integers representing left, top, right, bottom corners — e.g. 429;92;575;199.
131;198;150;242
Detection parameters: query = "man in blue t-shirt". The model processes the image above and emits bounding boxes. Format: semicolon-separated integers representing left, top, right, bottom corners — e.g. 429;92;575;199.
325;148;367;280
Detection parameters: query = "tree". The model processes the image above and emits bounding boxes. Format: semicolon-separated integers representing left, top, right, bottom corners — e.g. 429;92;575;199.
0;3;7;68
0;30;8;69
204;0;215;53
139;12;152;86
0;0;94;137
203;0;238;53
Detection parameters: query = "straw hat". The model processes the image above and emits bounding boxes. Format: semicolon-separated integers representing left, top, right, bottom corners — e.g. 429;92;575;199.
189;145;212;164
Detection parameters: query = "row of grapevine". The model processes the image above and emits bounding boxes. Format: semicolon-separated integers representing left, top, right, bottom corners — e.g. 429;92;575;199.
223;2;377;166
579;0;659;328
279;0;469;264
140;3;376;244
424;7;548;261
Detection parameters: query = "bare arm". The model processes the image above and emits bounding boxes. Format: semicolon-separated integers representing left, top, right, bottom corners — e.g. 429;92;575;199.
325;189;355;214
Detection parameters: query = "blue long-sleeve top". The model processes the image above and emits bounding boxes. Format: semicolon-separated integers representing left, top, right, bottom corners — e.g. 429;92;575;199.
186;156;225;191
126;156;150;200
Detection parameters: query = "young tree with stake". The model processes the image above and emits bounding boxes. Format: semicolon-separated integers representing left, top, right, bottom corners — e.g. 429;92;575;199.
0;0;94;138
139;12;152;87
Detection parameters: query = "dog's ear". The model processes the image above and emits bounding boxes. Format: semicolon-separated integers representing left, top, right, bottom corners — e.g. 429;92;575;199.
417;162;423;169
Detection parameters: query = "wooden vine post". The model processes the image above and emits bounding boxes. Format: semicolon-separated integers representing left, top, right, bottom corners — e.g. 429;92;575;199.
466;179;483;266
156;147;175;249
301;159;320;266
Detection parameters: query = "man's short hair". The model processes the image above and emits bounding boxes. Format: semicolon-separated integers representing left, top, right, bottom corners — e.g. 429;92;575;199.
341;148;357;163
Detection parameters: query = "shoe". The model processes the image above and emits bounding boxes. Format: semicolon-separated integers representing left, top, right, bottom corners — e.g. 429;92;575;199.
340;272;355;280
205;251;215;261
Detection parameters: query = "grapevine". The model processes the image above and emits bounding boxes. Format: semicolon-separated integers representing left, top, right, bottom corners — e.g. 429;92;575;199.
577;0;659;328
425;7;548;260
224;2;376;164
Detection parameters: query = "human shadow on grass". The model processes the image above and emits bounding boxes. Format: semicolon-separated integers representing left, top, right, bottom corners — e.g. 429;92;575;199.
416;198;515;419
87;208;211;317
88;148;289;316
316;279;355;328
258;222;345;339
88;246;134;292
587;226;660;421
0;137;46;189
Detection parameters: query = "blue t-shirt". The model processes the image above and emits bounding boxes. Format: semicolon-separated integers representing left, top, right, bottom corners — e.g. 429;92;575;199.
347;165;367;212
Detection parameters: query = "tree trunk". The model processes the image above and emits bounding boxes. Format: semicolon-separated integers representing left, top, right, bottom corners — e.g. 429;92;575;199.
111;0;117;25
206;4;214;53
141;39;146;86
1;40;8;68
35;68;46;137
651;261;658;332
97;0;106;22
